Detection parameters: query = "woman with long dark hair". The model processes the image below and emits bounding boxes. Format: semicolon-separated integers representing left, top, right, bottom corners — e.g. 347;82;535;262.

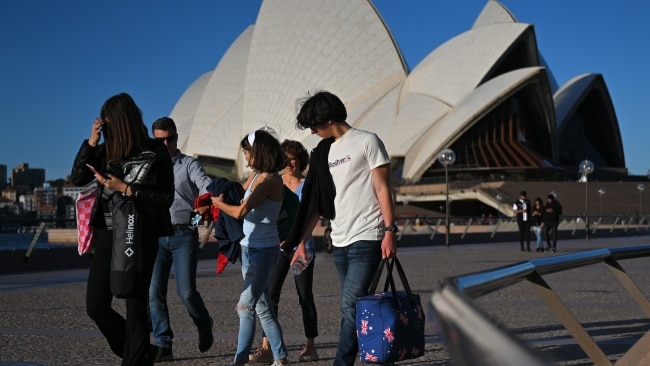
70;93;174;365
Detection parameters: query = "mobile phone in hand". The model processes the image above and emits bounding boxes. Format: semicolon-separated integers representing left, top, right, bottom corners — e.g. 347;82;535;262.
86;164;107;179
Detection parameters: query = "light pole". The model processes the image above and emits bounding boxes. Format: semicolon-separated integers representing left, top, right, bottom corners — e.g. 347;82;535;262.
579;160;594;240
637;183;645;224
598;187;606;217
496;194;503;219
438;148;456;246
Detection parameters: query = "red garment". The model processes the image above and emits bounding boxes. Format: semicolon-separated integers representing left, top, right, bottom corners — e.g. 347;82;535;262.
194;192;227;273
194;192;220;222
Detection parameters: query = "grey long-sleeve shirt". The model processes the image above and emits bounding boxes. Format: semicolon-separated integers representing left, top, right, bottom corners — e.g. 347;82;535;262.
169;150;212;225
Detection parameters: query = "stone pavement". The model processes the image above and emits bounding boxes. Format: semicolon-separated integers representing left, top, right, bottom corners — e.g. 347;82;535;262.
2;236;650;366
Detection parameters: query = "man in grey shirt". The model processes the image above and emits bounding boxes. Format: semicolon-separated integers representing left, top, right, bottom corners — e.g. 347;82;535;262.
149;117;214;362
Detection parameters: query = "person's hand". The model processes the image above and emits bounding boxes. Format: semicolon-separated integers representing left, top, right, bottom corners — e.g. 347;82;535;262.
210;194;225;208
381;231;397;259
195;205;211;217
89;118;103;147
290;242;307;266
100;174;128;194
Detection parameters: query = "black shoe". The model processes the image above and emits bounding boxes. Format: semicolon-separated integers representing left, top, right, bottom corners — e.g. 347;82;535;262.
198;317;214;353
552;247;556;253
526;247;531;252
154;346;174;363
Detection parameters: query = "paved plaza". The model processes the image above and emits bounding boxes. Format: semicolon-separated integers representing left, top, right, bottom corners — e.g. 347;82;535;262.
2;235;650;365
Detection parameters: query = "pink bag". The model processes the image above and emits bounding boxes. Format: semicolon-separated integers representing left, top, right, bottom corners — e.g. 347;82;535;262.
76;183;98;255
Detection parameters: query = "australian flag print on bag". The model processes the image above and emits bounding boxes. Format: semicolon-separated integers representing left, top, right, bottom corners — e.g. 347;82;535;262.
356;258;425;364
110;197;142;298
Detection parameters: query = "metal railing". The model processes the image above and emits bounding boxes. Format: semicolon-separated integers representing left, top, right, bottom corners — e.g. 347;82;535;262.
429;245;650;365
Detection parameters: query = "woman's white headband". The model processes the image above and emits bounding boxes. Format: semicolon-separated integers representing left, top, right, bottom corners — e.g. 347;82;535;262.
247;131;256;147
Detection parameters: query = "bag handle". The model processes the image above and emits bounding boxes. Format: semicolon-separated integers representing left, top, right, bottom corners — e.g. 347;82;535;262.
367;257;417;304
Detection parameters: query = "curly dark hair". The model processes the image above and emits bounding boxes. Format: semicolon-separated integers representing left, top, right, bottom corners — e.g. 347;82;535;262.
281;139;309;173
295;90;347;130
240;130;285;173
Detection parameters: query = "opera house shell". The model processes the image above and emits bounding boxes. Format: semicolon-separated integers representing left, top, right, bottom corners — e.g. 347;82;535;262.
170;0;626;183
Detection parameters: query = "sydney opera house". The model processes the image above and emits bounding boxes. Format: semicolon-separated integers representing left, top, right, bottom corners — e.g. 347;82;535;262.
168;0;633;216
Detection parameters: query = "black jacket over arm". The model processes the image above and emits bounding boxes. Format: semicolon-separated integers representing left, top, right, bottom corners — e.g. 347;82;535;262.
284;138;336;252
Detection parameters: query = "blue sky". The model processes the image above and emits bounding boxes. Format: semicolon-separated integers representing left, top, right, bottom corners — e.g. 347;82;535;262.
1;1;649;181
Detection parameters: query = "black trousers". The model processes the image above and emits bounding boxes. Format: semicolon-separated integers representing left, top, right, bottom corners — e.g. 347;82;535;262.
264;251;319;339
86;227;158;366
544;221;559;249
517;220;531;248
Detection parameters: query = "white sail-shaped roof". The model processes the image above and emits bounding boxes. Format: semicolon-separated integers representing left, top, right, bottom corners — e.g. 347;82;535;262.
184;26;255;160
241;0;407;151
169;71;212;151
472;0;517;28
404;67;551;179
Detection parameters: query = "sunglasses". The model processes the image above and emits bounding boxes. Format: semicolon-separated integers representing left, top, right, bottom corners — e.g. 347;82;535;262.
155;134;178;143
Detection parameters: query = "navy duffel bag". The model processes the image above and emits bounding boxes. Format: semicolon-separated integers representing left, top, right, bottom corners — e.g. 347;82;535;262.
356;257;425;364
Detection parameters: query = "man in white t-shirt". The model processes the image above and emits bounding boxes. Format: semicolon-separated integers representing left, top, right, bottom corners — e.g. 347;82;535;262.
289;91;397;366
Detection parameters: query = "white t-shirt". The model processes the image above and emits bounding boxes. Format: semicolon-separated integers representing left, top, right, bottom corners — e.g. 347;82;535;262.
328;128;390;247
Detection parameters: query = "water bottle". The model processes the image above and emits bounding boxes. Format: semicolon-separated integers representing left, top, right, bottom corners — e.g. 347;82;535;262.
290;251;313;276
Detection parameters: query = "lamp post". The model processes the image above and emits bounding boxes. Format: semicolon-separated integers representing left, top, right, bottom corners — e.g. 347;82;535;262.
579;160;594;240
496;194;503;219
637;183;645;224
438;148;456;246
598;187;606;217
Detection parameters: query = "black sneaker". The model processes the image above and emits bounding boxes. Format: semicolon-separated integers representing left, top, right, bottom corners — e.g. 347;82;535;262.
154;346;174;363
199;317;214;353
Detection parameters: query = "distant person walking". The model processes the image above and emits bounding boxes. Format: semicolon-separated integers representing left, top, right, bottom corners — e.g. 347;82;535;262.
148;117;214;362
531;197;545;252
544;194;563;253
513;190;531;251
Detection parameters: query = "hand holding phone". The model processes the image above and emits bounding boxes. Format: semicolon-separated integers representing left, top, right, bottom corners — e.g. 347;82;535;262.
86;164;107;179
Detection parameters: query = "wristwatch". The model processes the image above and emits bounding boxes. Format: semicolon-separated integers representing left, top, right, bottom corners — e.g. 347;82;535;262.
384;224;399;233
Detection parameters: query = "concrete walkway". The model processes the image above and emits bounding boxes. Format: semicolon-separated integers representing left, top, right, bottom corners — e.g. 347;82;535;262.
2;236;650;365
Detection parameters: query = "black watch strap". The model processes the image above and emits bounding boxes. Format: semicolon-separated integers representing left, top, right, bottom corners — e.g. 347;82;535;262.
385;224;399;233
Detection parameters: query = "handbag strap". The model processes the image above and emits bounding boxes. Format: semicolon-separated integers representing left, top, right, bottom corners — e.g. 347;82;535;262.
367;257;416;304
367;258;391;294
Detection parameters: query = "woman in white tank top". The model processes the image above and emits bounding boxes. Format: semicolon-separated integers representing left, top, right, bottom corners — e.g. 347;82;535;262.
211;130;289;366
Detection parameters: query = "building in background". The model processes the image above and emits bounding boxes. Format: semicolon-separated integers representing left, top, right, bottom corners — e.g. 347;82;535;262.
0;164;7;190
12;163;45;197
170;0;626;184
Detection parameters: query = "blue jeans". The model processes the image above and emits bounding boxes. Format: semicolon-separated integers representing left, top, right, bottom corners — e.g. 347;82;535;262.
332;240;382;366
235;246;287;363
149;228;212;348
533;225;543;249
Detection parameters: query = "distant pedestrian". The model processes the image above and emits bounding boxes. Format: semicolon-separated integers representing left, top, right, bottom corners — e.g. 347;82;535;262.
531;197;544;252
513;190;531;251
543;194;563;252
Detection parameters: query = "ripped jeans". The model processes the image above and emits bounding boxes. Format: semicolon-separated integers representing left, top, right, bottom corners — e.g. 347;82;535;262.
234;245;287;363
